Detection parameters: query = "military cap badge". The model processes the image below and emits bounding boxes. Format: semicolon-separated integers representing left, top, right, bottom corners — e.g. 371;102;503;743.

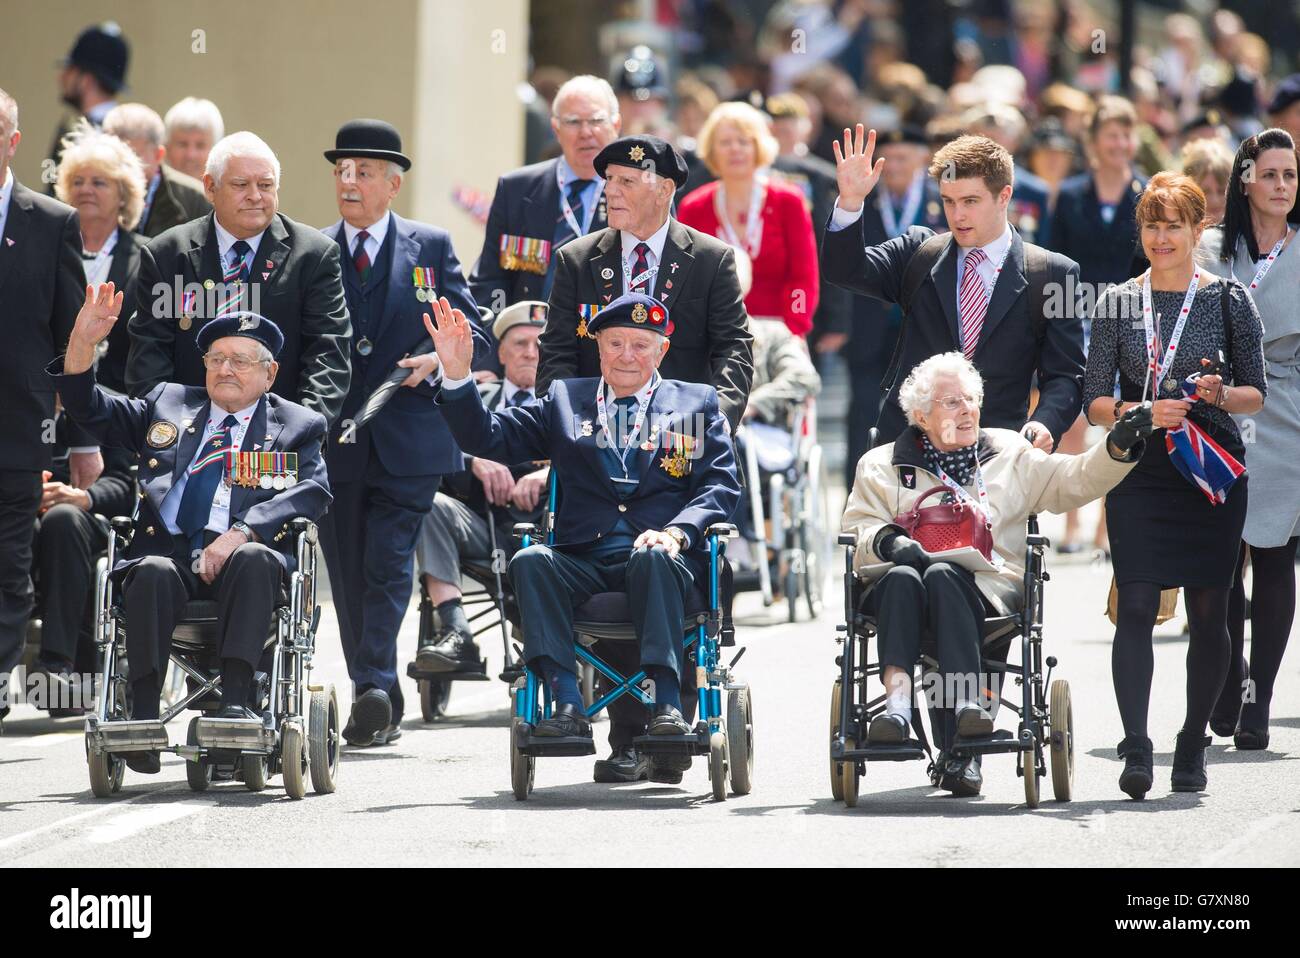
631;303;648;323
629;145;645;162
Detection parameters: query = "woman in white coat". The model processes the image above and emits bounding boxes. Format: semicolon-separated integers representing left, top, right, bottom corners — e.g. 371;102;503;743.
842;352;1151;796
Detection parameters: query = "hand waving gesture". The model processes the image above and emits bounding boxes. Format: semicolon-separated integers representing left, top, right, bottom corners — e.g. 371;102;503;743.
831;124;886;213
65;283;124;374
421;296;474;382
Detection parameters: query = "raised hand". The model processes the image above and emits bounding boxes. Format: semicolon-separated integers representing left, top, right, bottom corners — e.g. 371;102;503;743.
66;283;125;374
421;296;474;382
831;124;886;213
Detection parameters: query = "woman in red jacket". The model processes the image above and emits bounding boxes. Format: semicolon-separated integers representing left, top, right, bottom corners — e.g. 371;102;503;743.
678;102;820;336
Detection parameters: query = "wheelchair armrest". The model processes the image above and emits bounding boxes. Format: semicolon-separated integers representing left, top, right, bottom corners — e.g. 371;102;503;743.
706;522;737;540
110;516;135;544
289;517;318;544
512;522;537;543
837;532;857;547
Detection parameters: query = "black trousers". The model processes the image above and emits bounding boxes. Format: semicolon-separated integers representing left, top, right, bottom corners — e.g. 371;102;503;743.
121;537;285;683
866;563;990;714
34;503;108;667
0;470;42;675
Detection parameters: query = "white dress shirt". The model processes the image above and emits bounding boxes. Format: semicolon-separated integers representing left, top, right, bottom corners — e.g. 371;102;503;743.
342;211;391;267
502;379;535;406
81;227;119;287
620;217;672;294
556;156;603;236
0;168;14;239
159;399;261;536
213;217;266;275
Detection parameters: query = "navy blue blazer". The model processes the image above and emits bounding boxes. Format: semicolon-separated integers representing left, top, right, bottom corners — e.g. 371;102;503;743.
437;376;741;568
323;212;488;480
1049;172;1147;287
821;216;1085;443
52;365;332;575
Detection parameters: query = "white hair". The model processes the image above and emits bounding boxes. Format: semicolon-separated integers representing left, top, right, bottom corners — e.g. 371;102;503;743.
552;75;619;119
897;352;984;426
103;102;165;147
205;131;280;186
386;160;404;180
164;96;225;141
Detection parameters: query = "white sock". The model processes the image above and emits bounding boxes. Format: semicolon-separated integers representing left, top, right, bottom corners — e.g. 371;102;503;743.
886;692;912;723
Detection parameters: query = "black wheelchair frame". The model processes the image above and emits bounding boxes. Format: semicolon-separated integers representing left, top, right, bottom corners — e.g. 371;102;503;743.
830;515;1075;808
84;517;340;799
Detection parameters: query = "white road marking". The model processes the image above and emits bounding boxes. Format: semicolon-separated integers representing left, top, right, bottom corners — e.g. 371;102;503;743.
84;802;205;844
13;731;84;748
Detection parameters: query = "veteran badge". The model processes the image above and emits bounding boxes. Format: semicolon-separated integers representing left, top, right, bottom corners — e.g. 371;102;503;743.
659;453;689;478
580;420;594;437
631;303;648;323
629;145;645;162
146;421;179;448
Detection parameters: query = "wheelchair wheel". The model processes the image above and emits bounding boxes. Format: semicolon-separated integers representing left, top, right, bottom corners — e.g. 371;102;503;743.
708;731;728;801
829;680;845;802
1049;679;1074;802
419;677;451;722
1023;741;1041;809
308;685;341;795
840;739;860;808
726;687;753;796
184;717;213;792
281;719;307;800
241;753;269;792
509;716;534;800
87;742;124;798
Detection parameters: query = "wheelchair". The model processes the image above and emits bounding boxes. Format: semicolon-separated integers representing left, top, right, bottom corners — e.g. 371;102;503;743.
732;398;831;622
84;517;340;799
829;515;1075;809
407;508;520;722
506;479;753;801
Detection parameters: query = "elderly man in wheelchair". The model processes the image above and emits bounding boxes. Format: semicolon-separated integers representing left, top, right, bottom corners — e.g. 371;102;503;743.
51;284;333;791
426;291;743;791
838;352;1152;800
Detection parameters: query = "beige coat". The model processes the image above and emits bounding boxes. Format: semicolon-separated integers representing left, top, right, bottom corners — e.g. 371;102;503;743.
842;427;1139;612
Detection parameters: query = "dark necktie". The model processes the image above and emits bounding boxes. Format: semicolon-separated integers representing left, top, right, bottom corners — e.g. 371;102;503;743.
353;230;371;284
613;395;639;450
630;242;651;293
176;415;238;550
506;389;533;407
225;240;251;284
555;180;591;247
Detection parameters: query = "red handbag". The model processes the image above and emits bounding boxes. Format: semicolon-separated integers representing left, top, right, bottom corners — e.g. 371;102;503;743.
892;486;995;561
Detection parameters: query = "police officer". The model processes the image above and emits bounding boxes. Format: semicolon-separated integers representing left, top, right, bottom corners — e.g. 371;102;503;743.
318;119;488;746
427;292;741;785
52;284;332;773
470;76;621;322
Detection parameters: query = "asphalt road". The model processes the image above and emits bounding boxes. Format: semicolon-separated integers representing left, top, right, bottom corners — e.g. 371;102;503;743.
2;506;1298;867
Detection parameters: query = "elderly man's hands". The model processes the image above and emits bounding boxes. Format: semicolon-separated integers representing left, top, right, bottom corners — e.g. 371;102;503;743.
199;529;251;584
472;457;516;506
878;532;930;571
634;529;682;558
66;282;124;374
398;351;440;388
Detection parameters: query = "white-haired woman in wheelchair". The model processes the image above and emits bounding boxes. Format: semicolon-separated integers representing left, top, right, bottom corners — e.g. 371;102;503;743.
841;352;1153;794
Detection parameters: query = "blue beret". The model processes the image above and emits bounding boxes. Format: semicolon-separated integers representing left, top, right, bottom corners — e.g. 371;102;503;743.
586;292;673;337
195;312;285;358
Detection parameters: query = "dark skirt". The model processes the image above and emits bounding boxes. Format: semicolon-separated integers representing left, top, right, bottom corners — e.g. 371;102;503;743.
1106;429;1247;590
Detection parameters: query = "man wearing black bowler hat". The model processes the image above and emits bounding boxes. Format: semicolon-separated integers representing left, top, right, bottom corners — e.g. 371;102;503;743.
538;133;753;782
319;119;489;746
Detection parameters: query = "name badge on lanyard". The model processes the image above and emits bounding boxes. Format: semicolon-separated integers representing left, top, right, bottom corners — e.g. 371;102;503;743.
1141;268;1200;395
1245;228;1293;291
594;374;658;481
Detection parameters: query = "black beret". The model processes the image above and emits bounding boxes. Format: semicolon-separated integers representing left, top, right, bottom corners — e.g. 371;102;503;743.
586;292;673;337
1267;74;1300;115
196;312;285;358
878;125;928;147
1180;109;1226;136
594;135;689;188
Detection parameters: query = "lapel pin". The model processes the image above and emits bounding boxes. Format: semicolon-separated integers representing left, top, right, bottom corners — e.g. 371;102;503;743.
602;294;611;303
601;267;613;280
203;279;215;290
665;280;673;289
265;259;274;269
669;262;679;273
262;272;270;280
4;238;13;247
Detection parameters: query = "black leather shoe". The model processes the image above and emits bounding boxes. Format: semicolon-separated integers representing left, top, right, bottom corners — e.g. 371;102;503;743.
372;723;403;746
216;704;259;721
939;755;982;796
1116;735;1153;799
648;704;693;736
345;688;392;747
955;704;994;738
123;751;161;774
867;713;909;744
533;703;591;738
1171;730;1211;792
416;630;481;673
593;745;648;783
648;755;692;783
1233;702;1269;750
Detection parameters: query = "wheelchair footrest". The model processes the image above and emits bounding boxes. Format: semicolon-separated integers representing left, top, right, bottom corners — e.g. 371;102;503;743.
632;732;707;756
88;718;169;753
949;729;1020;756
520;734;597;757
859;742;928;762
406;659;490;682
194;716;275;752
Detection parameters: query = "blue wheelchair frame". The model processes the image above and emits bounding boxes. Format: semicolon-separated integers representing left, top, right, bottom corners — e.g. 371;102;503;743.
508;475;752;801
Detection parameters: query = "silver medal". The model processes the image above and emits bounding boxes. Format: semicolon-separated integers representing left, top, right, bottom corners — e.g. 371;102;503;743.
259;474;273;490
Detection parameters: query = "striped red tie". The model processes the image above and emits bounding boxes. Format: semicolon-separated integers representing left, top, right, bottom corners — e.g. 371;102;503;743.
958;246;989;358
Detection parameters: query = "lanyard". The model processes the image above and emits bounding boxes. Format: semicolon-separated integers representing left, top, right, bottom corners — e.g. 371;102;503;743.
878;174;924;239
1141;268;1201;393
557;164;602;241
715;178;766;259
933;461;991;523
1245;227;1293;291
594;373;658;479
622;253;659;294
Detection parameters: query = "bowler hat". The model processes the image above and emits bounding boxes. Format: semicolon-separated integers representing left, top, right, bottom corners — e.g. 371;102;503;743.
324;119;412;171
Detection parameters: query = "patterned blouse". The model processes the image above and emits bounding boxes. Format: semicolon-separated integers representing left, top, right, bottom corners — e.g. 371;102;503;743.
1083;274;1267;443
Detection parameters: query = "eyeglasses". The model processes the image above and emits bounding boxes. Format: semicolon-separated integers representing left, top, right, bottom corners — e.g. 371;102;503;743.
203;353;270;373
934;394;977;411
556;116;612;131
